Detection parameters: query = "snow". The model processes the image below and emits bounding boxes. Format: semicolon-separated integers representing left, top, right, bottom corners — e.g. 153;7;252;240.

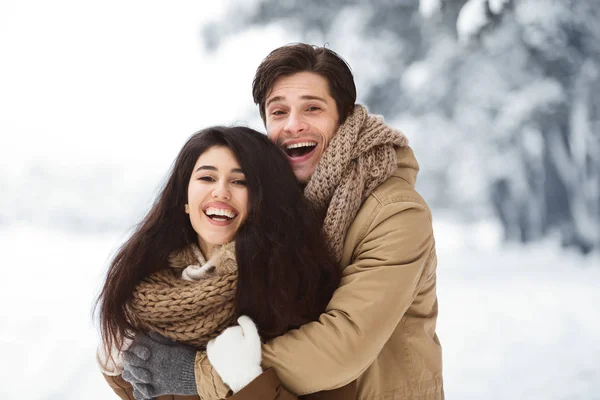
0;224;121;399
457;0;511;41
457;0;489;42
402;61;431;94
1;219;598;399
488;0;511;15
419;0;442;19
434;217;600;399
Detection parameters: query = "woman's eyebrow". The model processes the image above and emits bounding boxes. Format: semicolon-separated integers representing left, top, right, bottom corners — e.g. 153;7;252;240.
195;165;244;174
195;165;217;173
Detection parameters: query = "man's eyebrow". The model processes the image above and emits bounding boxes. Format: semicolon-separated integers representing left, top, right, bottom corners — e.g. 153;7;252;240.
300;95;327;103
265;96;284;108
194;165;244;174
265;95;328;109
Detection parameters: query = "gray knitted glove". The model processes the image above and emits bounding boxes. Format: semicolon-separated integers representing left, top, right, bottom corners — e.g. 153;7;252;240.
122;332;197;400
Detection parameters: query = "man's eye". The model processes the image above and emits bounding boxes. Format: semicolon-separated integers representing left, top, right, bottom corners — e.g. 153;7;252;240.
271;110;285;116
307;106;320;111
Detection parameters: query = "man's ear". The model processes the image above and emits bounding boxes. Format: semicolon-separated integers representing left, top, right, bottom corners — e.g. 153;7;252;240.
184;204;189;214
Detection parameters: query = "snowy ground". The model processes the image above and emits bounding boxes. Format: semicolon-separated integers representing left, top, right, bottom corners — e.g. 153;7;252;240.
0;218;598;399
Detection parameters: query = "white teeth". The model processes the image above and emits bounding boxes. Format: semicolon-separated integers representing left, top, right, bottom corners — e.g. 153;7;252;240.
286;142;317;149
205;207;237;218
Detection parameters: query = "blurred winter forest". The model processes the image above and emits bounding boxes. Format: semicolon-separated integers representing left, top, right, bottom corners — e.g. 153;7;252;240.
1;0;598;254
204;0;600;254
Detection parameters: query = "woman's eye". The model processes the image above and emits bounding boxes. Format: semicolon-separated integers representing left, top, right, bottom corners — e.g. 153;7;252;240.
233;179;247;186
198;176;215;182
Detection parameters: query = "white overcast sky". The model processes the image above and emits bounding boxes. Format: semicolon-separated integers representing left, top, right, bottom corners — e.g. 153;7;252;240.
0;0;294;176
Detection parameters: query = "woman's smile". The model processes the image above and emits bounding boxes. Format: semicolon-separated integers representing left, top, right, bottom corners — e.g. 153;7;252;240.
202;201;240;226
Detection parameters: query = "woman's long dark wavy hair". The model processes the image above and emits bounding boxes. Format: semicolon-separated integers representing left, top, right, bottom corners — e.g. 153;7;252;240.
96;126;341;354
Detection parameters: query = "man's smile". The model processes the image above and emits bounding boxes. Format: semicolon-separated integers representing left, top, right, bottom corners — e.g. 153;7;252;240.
282;140;318;159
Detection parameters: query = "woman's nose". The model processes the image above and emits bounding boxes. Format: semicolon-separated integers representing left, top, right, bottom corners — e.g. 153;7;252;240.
212;182;231;200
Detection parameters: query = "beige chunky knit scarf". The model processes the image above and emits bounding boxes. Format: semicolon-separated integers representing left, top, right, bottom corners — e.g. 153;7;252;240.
305;104;408;261
128;242;237;349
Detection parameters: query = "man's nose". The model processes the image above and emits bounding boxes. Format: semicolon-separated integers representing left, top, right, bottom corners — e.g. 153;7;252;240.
284;110;308;135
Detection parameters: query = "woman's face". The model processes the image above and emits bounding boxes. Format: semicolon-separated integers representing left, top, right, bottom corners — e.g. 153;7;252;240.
186;146;248;257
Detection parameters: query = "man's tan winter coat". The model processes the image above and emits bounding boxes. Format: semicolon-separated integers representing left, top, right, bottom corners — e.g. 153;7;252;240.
195;146;444;399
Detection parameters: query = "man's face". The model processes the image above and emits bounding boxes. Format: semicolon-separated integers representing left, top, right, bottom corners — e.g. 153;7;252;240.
264;72;340;183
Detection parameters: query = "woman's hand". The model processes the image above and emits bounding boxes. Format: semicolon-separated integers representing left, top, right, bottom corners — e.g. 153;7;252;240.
207;316;263;393
121;332;197;399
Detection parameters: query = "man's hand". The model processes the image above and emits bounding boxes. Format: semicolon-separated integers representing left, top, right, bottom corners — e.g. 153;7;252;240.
121;332;197;400
207;316;263;393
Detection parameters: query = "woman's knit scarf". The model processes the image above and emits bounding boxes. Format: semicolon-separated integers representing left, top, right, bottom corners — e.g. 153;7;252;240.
305;104;409;261
128;242;237;349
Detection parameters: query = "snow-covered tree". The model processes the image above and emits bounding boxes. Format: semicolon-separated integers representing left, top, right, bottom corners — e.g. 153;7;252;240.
203;0;600;253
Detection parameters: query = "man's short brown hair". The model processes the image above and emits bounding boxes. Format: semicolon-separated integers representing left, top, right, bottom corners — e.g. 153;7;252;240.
252;43;357;125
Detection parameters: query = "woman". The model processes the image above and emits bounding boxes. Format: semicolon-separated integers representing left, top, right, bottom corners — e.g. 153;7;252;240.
95;126;355;399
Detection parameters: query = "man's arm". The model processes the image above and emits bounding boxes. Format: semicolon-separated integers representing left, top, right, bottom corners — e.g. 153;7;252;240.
259;201;435;395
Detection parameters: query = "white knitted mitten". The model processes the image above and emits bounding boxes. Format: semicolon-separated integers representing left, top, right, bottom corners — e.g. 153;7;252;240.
206;316;263;392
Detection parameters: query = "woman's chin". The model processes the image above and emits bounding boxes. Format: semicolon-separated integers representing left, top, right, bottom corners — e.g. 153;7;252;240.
198;236;233;251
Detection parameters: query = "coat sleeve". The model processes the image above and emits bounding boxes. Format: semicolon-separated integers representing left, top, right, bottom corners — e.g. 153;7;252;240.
260;201;435;395
101;373;135;400
227;369;357;400
194;351;232;399
97;343;134;399
226;368;298;399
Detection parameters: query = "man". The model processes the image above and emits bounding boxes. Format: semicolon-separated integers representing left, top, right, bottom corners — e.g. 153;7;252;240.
121;43;443;399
